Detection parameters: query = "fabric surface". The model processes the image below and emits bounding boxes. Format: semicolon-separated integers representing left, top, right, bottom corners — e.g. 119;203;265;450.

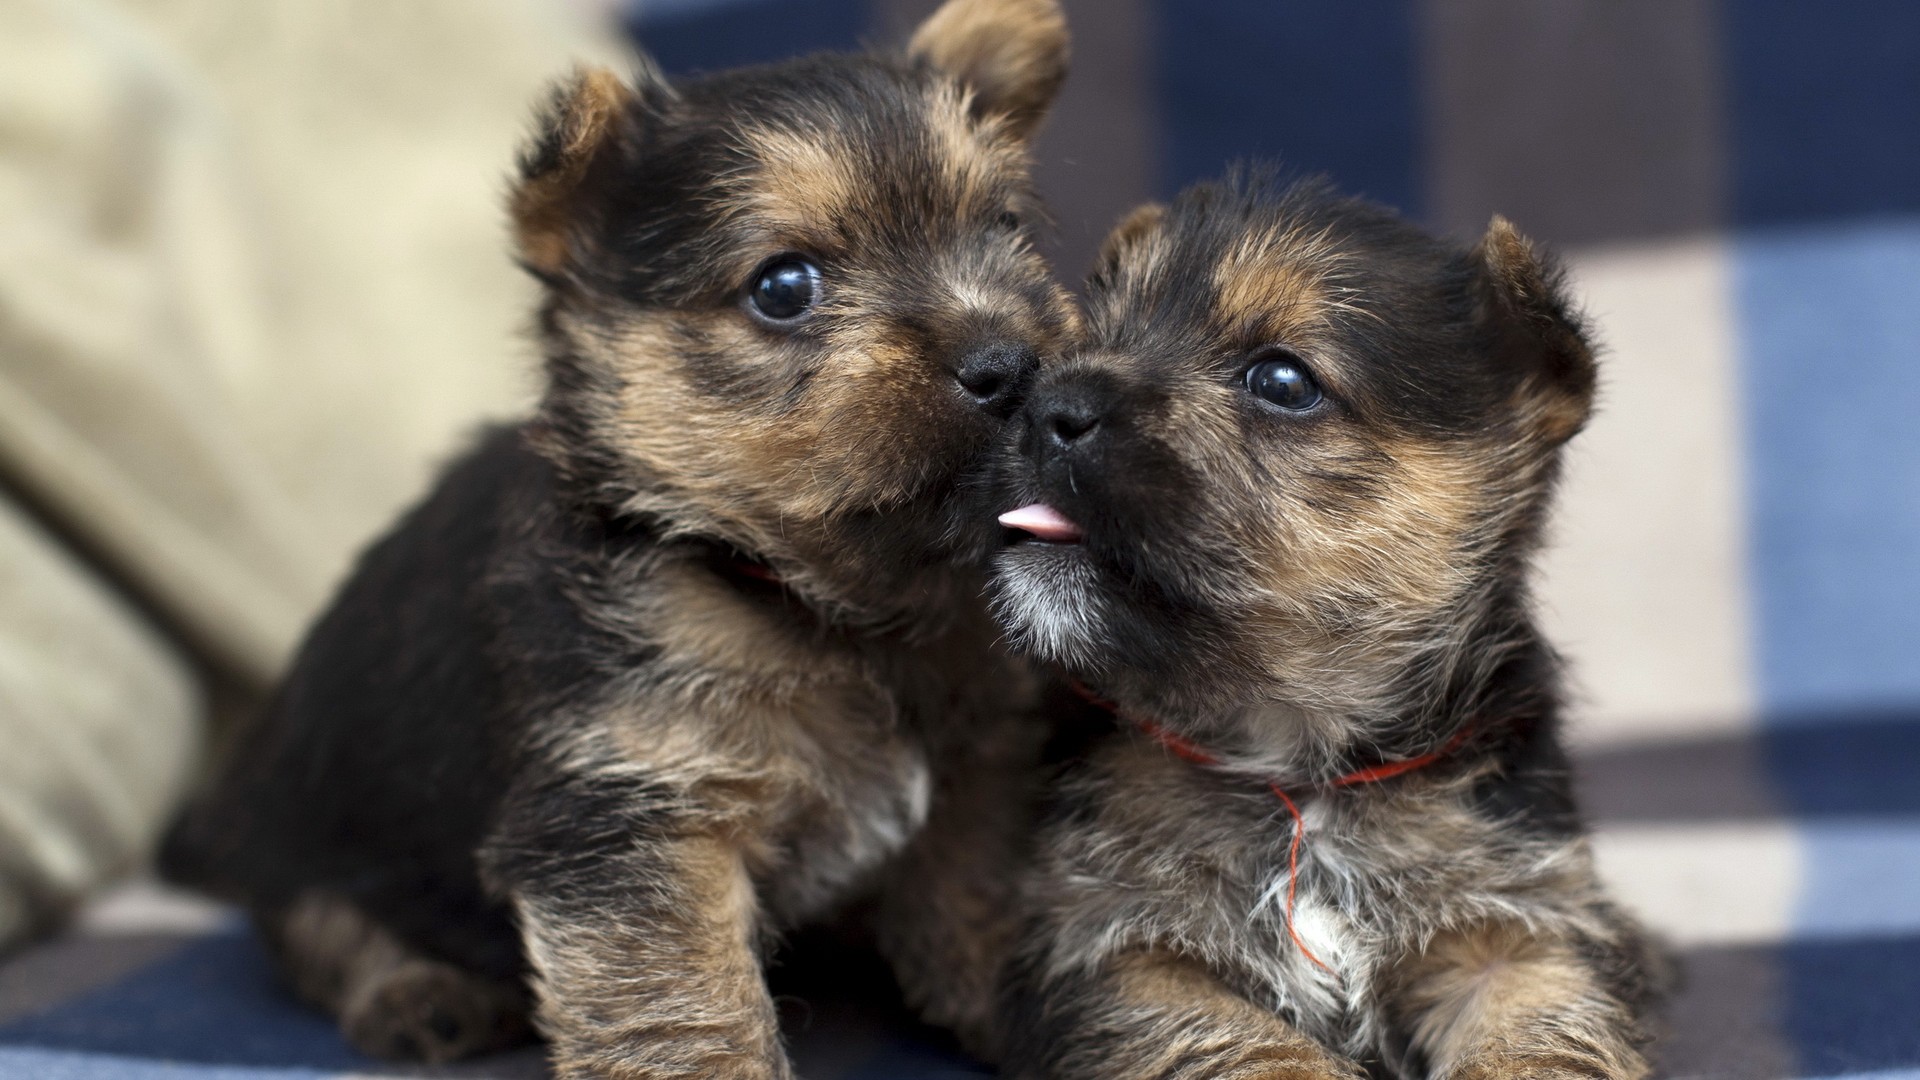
1;0;1915;1077
0;884;991;1080
0;0;621;683
0;499;198;951
0;0;619;946
0;726;1915;1080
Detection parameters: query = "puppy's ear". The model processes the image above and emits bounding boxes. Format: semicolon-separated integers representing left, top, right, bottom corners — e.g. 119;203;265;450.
511;62;665;278
909;0;1068;141
1474;216;1597;445
1091;202;1167;284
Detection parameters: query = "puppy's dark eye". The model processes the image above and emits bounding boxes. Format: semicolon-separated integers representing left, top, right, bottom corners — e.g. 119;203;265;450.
749;258;821;323
1245;352;1323;411
997;210;1023;232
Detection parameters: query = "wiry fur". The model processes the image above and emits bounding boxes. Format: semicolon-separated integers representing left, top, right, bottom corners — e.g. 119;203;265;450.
988;174;1668;1080
160;3;1075;1076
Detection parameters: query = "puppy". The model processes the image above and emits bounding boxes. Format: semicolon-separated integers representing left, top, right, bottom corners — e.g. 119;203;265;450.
989;176;1666;1080
161;2;1076;1075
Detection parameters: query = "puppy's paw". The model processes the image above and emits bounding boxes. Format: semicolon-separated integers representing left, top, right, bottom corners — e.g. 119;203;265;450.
339;959;528;1063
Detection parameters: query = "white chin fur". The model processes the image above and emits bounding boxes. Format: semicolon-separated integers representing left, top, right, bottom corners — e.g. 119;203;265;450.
989;545;1109;668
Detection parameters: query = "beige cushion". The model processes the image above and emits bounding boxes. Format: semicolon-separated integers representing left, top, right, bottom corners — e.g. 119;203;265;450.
0;0;621;682
0;0;620;947
0;495;200;947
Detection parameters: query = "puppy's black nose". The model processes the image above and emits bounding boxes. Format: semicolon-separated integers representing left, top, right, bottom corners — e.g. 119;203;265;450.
1026;380;1112;456
955;341;1038;417
1045;400;1100;447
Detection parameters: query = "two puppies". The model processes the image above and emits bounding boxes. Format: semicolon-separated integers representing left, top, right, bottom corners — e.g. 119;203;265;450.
990;177;1663;1078
165;3;1664;1077
164;0;1073;1074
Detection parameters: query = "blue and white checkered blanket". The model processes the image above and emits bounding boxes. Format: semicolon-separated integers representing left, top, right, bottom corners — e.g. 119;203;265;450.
3;721;1916;1078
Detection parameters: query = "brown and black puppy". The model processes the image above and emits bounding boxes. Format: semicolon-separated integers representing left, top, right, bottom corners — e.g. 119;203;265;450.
988;175;1667;1080
160;2;1076;1075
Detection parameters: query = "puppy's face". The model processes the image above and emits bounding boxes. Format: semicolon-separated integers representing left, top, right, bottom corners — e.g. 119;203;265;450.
991;179;1596;720
516;0;1076;620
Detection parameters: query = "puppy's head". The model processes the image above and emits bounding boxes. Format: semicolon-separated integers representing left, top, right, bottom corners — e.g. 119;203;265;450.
513;0;1075;622
991;176;1595;732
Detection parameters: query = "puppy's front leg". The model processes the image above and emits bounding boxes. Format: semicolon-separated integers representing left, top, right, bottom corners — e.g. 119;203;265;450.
1008;946;1363;1080
1388;922;1647;1080
876;717;1045;1059
488;774;787;1080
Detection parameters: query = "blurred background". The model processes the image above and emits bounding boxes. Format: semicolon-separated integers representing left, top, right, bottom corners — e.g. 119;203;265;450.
0;1;1915;1078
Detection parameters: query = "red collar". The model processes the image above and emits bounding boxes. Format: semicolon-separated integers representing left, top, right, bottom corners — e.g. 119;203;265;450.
1070;679;1473;973
1129;712;1473;788
708;539;783;588
731;557;780;584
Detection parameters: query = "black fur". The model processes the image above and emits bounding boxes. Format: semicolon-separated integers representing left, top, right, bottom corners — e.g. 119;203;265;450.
162;427;641;981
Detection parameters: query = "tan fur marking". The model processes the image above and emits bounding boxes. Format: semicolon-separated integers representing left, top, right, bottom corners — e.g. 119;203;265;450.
581;308;970;551
1514;373;1596;448
1248;431;1492;616
1212;241;1327;342
924;82;1027;218
521;835;785;1080
737;124;860;240
909;0;1068;141
584;314;859;528
1085;949;1366;1080
1396;923;1647;1080
634;558;840;682
589;566;901;833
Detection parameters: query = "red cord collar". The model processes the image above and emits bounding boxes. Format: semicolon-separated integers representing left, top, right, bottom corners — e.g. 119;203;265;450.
1071;679;1472;973
731;557;780;584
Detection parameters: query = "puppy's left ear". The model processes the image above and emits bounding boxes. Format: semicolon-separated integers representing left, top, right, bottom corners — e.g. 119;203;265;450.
909;0;1068;141
512;61;671;279
1475;216;1597;445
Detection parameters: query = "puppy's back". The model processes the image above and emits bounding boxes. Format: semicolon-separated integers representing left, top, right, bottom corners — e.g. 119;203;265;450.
161;425;603;978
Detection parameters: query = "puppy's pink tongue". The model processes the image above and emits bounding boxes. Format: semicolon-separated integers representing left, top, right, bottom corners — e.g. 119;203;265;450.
999;503;1084;543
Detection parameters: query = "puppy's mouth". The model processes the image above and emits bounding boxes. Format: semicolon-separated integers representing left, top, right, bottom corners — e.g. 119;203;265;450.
998;502;1085;545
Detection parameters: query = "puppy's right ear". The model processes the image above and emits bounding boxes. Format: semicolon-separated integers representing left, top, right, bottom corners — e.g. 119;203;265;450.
1474;216;1598;445
511;63;661;278
910;0;1068;142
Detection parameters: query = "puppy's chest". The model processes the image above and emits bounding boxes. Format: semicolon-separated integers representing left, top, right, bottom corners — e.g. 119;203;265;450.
1190;790;1500;1054
611;563;975;924
757;697;933;926
1211;807;1396;1048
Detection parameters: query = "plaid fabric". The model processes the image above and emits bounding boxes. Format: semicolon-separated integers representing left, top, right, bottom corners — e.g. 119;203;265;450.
0;885;990;1079
4;1;1914;1076
2;721;1914;1080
